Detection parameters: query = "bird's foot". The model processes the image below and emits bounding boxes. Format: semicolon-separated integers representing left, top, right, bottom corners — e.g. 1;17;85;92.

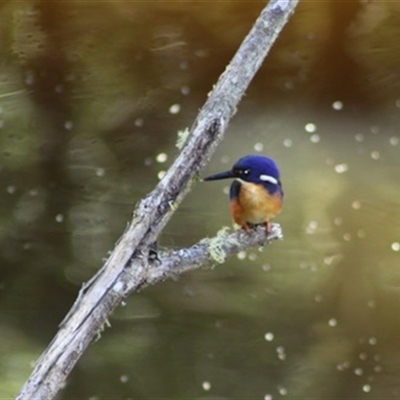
242;221;271;234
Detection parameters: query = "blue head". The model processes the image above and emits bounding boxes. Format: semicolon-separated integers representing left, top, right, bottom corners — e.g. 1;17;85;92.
204;154;283;196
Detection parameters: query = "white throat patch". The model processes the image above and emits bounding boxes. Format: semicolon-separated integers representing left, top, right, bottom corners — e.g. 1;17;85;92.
259;174;278;185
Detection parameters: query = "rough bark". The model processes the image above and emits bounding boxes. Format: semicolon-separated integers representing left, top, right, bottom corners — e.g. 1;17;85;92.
16;1;298;398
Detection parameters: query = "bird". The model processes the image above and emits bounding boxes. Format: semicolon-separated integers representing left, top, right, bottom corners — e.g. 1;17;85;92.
203;154;283;233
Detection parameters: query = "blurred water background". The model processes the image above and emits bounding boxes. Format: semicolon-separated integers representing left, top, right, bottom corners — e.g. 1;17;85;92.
1;1;400;399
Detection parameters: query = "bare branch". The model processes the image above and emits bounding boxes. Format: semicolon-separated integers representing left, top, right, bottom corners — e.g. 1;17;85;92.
118;224;283;293
16;1;298;399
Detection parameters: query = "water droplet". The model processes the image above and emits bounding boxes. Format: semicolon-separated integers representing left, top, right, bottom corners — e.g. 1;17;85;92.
305;123;317;133
156;153;168;163
359;352;367;361
373;354;381;362
276;346;285;354
314;294;323;303
370;151;380;160
135;118;144;127
357;229;366;238
354;367;363;376
278;386;287;396
179;60;188;70
334;163;349;174
195;49;207;58
262;263;271;272
310;134;320;143
371;126;379;134
55;84;64;93
391;242;400;251
367;300;376;309
337;361;351;371
169;104;181;114
6;185;16;194
343;233;352;241
248;253;257;261
362;384;371;393
337;363;345;371
157;171;166;180
328;318;337;327
283;138;292;147
368;337;377;345
305;220;318;234
264;332;274;341
181;85;190;95
334;217;343;226
64;120;74;130
96;168;105;177
332;101;343;110
254;142;264;152
374;365;383;373
284;80;294;90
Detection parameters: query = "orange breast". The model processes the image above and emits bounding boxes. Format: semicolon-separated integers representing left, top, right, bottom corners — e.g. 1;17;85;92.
230;182;282;227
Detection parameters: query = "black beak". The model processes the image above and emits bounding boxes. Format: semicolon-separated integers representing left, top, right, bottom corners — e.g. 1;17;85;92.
203;170;235;181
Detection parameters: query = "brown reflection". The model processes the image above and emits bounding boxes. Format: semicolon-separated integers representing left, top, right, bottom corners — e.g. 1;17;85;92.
1;1;400;399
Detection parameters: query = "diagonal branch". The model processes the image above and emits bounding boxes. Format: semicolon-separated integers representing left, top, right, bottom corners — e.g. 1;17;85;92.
16;1;298;399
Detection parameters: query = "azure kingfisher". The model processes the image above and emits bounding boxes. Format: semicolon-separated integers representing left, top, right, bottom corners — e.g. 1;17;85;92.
204;155;283;233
